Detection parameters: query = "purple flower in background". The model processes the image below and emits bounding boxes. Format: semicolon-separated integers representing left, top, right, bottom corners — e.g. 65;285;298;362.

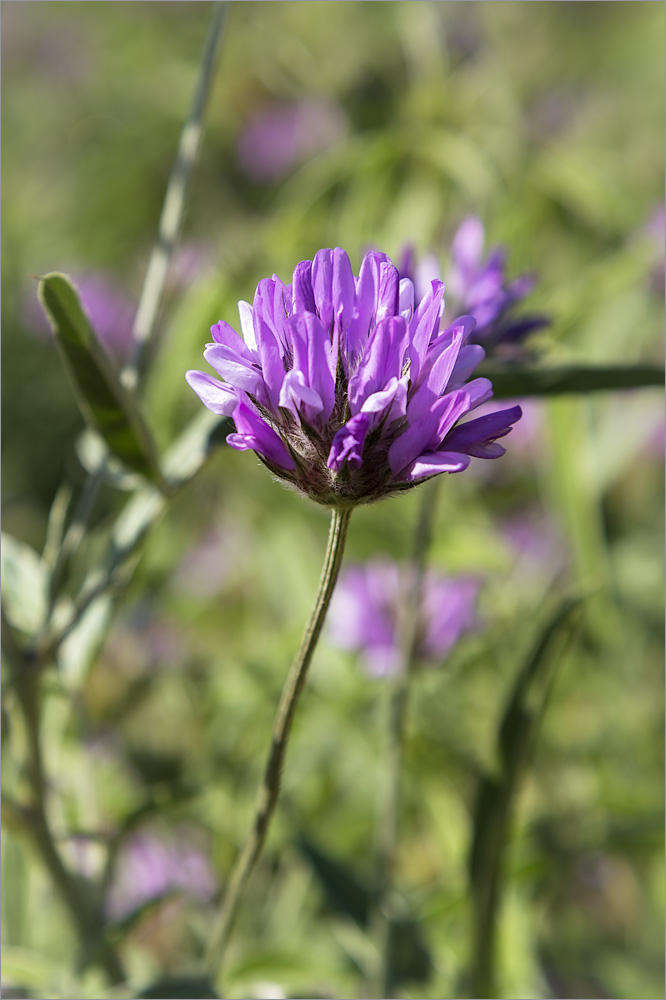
106;830;216;920
187;248;521;507
237;99;348;183
499;506;566;582
25;272;136;363
400;217;549;357
328;560;480;676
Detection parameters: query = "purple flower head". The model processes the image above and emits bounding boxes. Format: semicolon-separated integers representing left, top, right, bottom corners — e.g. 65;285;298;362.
399;218;549;358
448;217;550;353
105;829;216;920
25;272;136;363
237;99;348;184
187;248;522;507
328;560;480;676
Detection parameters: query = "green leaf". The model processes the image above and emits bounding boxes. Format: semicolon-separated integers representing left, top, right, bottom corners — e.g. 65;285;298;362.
138;975;219;999
38;273;164;487
483;363;664;399
467;596;584;998
75;429;145;491
1;534;50;637
57;593;114;687
299;838;432;990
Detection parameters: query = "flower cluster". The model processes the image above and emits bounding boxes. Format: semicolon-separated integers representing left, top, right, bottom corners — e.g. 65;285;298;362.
400;217;549;357
187;248;521;507
328;560;480;676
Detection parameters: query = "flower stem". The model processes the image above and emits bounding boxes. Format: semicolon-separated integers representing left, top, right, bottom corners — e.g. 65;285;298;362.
205;505;353;984
374;480;440;998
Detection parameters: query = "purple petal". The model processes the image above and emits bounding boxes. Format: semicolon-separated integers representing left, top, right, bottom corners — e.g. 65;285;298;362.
292;259;316;314
395;451;471;482
211;320;255;360
360;376;403;415
447;343;486;389
185;371;239;416
312;249;334;330
311;248;355;334
252;311;286;410
327;412;371;471
348;315;408;415
288;311;336;421
253;278;291;356
462;376;494;410
443;404;522;458
406;279;445;383
278;368;324;420
203;344;264;395
237;301;257;349
388;388;470;476
348;251;393;363
398;278;415;319
227;400;295;470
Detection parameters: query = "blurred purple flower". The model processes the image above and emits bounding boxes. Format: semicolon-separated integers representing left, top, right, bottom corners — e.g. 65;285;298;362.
499;506;566;581
400;217;549;358
106;830;216;920
25;272;136;363
186;247;522;506
328;560;480;676
237;98;348;183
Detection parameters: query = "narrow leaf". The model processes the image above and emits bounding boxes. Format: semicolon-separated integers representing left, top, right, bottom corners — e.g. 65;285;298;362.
467;596;584;999
483;363;664;399
38;273;164;487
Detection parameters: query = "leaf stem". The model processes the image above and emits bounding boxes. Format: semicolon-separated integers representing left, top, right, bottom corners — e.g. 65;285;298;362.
374;480;440;998
205;506;353;985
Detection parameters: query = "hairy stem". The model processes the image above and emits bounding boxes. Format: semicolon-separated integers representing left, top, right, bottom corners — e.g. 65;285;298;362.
374;480;439;998
205;506;353;984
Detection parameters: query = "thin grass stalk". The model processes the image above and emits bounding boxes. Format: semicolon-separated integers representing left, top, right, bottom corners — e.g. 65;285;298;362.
122;0;229;390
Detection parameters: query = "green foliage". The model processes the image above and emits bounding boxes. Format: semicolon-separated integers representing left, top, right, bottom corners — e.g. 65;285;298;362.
38;274;164;488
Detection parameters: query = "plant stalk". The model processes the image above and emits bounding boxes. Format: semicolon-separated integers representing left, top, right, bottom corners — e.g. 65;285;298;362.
122;0;228;390
1;607;126;984
205;506;353;984
374;480;440;998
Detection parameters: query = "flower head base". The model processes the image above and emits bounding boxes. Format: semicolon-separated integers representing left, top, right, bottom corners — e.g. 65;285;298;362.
187;248;521;507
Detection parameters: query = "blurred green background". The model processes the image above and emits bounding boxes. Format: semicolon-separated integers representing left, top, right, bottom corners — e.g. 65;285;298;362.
2;3;664;998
